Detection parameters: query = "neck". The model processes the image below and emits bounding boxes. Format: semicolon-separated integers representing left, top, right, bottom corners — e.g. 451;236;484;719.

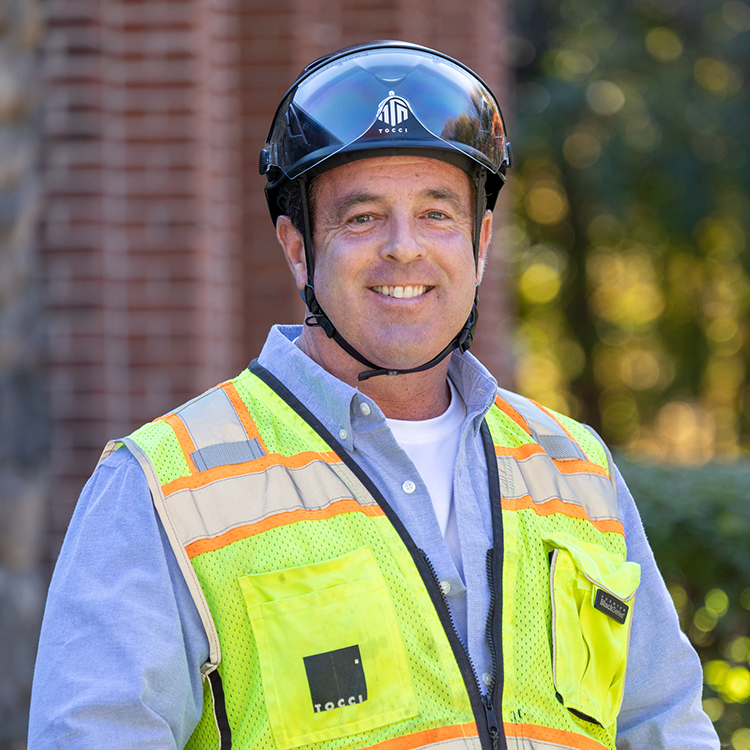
297;326;452;420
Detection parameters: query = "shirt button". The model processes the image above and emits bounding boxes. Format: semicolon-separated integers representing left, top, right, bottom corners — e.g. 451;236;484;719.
402;480;416;494
439;580;451;595
359;402;371;416
339;429;348;441
482;672;492;686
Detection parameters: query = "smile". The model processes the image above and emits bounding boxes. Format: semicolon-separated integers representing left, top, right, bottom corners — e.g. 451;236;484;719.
371;285;429;299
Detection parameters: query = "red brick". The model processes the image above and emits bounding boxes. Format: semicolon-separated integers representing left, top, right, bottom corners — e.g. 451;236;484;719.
41;0;513;560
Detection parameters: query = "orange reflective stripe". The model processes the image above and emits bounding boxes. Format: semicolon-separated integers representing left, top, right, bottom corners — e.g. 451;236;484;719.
158;413;198;475
186;499;386;558
220;381;268;453
163;450;341;496
502;495;624;536
494;445;609;478
504;722;607;750
495;443;545;460
553;458;609;478
494;395;532;435
363;722;479;750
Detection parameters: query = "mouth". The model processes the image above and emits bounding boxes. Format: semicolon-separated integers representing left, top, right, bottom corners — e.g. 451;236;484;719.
370;284;430;299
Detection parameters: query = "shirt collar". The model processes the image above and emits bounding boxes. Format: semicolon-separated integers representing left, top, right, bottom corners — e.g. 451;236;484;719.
256;324;499;444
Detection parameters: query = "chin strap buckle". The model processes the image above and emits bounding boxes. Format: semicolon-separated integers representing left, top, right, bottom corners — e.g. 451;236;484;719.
301;285;335;338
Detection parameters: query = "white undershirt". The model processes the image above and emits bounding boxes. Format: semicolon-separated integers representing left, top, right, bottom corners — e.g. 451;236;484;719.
386;378;467;581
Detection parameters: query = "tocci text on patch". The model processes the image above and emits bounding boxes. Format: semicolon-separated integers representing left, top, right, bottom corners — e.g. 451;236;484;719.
594;588;629;625
304;645;368;713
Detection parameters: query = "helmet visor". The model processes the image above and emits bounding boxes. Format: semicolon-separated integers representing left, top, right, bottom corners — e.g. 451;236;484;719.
266;46;508;180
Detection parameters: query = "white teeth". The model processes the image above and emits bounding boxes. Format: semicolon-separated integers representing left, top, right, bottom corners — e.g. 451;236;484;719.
372;285;427;298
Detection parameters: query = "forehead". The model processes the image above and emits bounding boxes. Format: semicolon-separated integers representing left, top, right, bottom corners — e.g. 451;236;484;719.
314;156;473;208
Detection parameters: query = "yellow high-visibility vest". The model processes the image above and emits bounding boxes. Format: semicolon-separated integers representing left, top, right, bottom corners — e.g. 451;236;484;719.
102;362;639;750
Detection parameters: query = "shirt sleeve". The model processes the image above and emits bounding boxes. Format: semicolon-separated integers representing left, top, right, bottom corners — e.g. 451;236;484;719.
615;466;720;750
28;447;209;749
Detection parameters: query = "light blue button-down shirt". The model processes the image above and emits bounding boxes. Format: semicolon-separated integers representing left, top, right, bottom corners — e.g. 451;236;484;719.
29;325;719;749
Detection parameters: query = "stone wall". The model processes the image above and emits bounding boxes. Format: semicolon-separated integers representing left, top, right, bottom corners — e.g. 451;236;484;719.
0;0;45;746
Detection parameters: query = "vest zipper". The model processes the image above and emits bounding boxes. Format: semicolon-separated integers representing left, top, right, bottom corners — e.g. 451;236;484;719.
248;364;507;750
484;548;500;748
419;550;502;750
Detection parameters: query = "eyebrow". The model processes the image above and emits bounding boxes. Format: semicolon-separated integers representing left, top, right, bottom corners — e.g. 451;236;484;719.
329;192;380;224
422;188;468;216
328;186;469;224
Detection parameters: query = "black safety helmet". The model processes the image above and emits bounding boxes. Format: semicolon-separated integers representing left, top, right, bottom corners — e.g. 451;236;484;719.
259;41;512;381
260;40;512;226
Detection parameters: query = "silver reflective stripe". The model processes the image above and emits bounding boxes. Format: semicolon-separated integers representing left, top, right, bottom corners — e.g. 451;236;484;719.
106;438;222;671
496;389;588;460
330;462;381;508
420;737;480;750
163;460;379;546
499;388;566;436
497;452;620;522
176;387;248;450
533;433;585;461
191;438;265;471
506;736;583;750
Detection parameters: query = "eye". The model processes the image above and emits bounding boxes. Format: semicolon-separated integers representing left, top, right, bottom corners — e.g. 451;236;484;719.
426;210;448;220
351;213;372;224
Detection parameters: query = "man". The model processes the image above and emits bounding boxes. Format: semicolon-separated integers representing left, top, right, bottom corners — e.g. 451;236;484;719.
29;41;718;749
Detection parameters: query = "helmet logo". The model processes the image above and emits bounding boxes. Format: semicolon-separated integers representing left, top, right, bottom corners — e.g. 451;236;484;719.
376;91;410;134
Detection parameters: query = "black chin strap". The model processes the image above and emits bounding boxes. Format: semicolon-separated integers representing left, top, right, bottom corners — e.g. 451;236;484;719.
298;170;484;382
304;286;478;381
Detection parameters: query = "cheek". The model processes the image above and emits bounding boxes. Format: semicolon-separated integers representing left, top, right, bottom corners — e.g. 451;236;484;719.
312;250;355;305
315;241;371;287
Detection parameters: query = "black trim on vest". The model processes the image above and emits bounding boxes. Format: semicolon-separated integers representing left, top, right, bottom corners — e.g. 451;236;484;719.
481;421;507;750
247;360;501;750
208;668;232;748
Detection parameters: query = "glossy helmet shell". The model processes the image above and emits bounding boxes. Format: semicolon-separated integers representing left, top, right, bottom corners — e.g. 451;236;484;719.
260;40;511;225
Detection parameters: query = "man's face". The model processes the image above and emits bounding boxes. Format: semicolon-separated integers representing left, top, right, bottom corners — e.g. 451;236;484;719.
300;155;490;371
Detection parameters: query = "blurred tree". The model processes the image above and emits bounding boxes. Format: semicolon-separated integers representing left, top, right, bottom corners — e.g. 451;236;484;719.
509;0;750;465
510;1;750;742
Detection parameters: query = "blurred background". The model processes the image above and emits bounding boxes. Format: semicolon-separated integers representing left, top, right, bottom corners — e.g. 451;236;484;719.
0;0;747;746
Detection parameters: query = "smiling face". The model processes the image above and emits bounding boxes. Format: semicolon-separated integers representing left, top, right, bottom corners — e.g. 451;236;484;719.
278;155;492;376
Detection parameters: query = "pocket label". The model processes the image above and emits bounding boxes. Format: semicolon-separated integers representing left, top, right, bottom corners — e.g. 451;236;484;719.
304;645;368;713
594;589;629;625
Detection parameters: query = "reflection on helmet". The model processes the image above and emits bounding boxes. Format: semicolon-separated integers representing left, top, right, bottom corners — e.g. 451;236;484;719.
261;41;511;225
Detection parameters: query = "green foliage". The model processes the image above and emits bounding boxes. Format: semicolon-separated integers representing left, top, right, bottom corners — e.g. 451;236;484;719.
618;456;750;744
511;0;750;462
512;1;750;741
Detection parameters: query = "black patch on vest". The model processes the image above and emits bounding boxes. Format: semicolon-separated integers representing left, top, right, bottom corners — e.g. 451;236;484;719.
304;645;368;713
594;588;629;625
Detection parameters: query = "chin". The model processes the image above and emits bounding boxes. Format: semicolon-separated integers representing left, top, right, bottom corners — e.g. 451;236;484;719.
359;333;454;370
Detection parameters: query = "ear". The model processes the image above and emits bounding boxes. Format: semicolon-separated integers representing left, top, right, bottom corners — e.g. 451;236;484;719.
476;209;493;284
276;216;308;291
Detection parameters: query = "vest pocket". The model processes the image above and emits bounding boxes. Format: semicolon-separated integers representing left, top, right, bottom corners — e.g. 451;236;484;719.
239;546;419;749
542;532;641;729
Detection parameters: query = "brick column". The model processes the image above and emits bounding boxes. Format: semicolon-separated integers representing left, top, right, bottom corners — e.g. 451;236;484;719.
41;0;513;560
194;0;245;390
42;0;251;555
238;0;307;363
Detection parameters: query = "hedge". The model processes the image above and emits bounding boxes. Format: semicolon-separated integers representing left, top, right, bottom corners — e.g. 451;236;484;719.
618;457;750;746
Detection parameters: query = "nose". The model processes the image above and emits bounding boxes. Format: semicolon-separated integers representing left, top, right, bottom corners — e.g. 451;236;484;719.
379;212;426;263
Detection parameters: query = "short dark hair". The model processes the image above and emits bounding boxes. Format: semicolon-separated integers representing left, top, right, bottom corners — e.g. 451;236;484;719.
277;178;319;235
